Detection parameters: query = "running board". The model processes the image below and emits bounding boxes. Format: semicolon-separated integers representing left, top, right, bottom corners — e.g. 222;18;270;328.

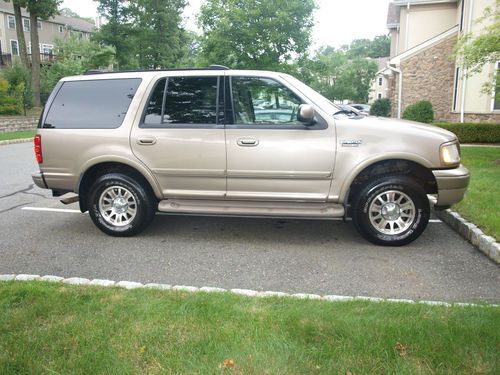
158;199;344;219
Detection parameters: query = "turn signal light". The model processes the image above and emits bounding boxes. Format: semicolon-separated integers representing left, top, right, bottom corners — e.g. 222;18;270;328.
34;135;42;164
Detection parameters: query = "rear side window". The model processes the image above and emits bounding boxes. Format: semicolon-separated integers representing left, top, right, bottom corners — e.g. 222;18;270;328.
142;76;220;127
44;78;141;129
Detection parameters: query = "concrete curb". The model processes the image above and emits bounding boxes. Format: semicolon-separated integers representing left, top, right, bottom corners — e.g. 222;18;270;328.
0;273;497;308
435;209;499;264
0;138;33;146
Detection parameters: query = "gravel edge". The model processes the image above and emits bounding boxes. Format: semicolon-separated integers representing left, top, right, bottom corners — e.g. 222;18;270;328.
435;209;499;264
0;138;33;146
0;273;497;307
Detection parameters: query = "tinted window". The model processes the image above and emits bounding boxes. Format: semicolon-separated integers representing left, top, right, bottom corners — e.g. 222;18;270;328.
44;79;141;129
164;76;218;124
231;77;303;125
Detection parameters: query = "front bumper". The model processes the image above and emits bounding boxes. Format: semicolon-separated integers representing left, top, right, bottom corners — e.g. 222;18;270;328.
432;165;470;207
31;171;47;189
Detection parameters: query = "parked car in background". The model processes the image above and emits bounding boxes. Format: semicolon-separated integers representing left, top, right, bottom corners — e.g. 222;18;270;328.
32;67;469;246
350;104;371;115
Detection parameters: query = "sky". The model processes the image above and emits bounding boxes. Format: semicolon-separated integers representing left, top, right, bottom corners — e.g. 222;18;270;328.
61;0;391;50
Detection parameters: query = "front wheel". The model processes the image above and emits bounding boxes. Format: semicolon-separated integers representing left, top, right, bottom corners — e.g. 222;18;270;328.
351;176;430;246
87;173;156;237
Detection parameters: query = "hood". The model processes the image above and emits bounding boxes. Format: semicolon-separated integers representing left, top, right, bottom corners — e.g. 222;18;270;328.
348;116;458;143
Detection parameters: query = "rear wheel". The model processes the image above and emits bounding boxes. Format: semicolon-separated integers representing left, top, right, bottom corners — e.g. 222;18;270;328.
87;173;156;236
351;176;430;246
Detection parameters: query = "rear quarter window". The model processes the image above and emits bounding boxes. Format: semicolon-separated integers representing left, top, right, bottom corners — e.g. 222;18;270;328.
44;78;141;129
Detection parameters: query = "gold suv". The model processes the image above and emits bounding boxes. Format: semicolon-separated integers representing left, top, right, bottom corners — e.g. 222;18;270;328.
32;67;469;246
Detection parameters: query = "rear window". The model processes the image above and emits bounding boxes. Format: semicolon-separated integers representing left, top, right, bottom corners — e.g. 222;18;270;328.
44;78;141;129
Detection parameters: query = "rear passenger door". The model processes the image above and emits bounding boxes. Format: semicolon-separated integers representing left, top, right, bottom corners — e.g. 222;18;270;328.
131;74;227;199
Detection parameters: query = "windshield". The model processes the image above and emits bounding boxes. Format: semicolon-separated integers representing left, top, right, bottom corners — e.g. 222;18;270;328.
280;74;341;115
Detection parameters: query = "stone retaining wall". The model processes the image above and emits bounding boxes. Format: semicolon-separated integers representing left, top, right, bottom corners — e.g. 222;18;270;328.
0;116;38;133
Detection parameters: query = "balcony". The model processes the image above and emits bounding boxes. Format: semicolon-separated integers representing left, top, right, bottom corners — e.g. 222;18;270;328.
0;53;58;67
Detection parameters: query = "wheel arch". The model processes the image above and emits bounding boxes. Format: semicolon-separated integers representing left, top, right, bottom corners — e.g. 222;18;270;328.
344;158;437;206
77;160;161;213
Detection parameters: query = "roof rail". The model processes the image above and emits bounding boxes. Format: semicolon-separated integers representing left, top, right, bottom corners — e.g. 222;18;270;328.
208;65;230;70
83;66;231;75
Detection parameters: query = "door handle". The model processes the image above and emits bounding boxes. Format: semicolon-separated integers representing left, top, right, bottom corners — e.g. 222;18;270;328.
237;138;259;147
137;136;157;145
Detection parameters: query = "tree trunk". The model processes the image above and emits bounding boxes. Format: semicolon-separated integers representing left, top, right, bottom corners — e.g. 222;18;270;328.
29;12;41;107
13;2;29;68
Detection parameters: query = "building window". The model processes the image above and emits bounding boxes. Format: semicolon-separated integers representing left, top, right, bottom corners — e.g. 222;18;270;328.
494;62;500;111
10;40;19;56
59;25;64;33
41;44;54;55
37;21;42;30
460;0;466;32
23;18;30;32
79;32;83;39
378;77;383;86
377;93;382;99
7;15;16;29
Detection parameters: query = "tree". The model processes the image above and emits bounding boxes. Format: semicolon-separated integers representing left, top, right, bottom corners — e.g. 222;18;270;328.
198;0;316;71
129;0;187;69
456;0;500;96
23;0;62;106
41;37;116;92
343;35;391;59
93;0;136;69
5;0;29;68
59;7;95;23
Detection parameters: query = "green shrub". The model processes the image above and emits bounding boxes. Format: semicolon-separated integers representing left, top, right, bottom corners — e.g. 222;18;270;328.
433;122;500;143
1;63;33;109
0;79;22;115
403;100;434;123
369;98;391;117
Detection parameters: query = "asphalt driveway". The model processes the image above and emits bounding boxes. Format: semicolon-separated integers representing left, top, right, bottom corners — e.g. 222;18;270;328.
1;142;498;302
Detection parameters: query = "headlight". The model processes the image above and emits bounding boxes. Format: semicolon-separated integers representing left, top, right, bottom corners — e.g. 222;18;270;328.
440;141;461;166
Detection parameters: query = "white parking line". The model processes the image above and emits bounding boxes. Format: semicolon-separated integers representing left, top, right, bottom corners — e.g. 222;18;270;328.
21;206;443;223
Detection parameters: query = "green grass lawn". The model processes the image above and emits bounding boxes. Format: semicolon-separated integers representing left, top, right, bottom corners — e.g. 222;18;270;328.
455;147;500;240
0;282;498;374
0;130;35;141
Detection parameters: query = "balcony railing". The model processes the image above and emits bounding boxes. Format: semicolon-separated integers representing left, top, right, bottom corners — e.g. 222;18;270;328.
0;53;58;67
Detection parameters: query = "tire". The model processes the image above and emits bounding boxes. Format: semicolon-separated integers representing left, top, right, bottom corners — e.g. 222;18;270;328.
351;176;430;246
87;173;156;237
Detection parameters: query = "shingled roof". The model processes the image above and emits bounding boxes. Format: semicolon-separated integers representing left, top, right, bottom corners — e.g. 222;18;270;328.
387;3;401;29
0;0;95;33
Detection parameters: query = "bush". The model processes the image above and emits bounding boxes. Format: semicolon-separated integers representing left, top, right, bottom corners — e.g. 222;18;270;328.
402;100;434;123
370;98;391;117
433;123;500;143
1;63;33;109
0;79;23;115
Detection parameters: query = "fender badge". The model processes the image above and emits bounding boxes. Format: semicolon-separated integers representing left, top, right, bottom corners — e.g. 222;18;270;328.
341;139;362;147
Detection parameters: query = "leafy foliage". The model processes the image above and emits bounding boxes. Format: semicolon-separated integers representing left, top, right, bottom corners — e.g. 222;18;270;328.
1;62;32;109
197;0;316;71
434;122;500;143
41;37;116;92
455;0;500;96
370;98;391;117
402;101;434;123
342;35;391;59
0;79;23;115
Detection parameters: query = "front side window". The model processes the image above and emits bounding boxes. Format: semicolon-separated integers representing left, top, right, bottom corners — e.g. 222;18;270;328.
37;20;42;30
378;77;383;86
143;76;219;126
44;78;141;129
8;16;15;29
230;77;303;125
23;18;30;32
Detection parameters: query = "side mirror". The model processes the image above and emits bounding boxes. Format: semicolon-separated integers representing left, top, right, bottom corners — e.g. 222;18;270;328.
297;104;315;124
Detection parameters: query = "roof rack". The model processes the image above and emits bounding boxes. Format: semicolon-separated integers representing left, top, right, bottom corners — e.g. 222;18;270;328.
84;65;230;75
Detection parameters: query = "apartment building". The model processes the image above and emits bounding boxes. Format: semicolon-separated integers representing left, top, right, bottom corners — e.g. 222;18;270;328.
369;57;390;103
0;0;94;66
381;0;499;122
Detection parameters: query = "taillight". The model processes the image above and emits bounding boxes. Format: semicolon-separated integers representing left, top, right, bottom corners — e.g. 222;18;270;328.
34;135;42;164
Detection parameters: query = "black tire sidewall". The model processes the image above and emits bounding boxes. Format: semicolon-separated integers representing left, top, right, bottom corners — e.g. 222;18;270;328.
353;177;430;246
88;174;154;236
